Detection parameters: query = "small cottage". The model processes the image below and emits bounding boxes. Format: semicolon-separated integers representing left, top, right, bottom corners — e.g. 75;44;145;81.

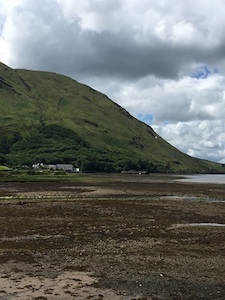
56;164;74;172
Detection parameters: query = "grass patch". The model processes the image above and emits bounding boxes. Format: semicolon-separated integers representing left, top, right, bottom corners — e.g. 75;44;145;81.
0;166;11;171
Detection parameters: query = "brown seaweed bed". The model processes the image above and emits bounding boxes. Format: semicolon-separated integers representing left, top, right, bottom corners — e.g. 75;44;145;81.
0;173;224;299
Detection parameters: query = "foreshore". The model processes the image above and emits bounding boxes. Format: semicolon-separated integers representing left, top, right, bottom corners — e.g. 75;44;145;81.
0;174;224;299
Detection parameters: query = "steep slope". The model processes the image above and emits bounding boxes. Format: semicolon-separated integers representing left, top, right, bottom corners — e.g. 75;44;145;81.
0;62;224;173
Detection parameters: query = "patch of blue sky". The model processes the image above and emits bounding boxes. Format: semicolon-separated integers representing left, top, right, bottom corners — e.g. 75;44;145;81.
137;113;154;125
191;65;218;79
162;120;170;125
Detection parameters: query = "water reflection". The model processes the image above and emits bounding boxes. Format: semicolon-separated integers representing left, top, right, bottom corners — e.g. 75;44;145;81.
172;223;225;228
177;174;225;184
160;196;225;202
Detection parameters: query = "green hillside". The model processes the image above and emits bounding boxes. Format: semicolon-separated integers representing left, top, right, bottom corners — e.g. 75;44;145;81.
0;62;224;173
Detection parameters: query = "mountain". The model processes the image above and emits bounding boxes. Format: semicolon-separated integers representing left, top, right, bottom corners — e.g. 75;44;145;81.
0;62;224;173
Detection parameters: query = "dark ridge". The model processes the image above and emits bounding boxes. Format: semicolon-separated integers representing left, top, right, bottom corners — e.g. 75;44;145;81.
130;137;145;150
0;77;21;95
83;119;99;127
57;97;64;111
147;129;156;138
0;77;12;89
82;96;91;101
88;87;97;93
16;73;31;91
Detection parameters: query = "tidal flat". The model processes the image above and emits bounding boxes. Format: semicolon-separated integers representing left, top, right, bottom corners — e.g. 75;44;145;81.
0;173;224;299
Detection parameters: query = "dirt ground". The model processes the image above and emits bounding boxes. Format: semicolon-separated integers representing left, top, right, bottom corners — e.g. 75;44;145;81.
0;173;224;299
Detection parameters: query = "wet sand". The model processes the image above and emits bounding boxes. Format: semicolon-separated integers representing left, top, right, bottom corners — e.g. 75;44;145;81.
0;269;131;299
0;173;224;299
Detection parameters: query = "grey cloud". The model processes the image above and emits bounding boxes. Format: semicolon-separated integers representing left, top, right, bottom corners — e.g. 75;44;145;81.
4;0;225;81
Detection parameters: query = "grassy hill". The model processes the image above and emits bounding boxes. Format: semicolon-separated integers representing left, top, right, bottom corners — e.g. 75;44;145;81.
0;62;224;173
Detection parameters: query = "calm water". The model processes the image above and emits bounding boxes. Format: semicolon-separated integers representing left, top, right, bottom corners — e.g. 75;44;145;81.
172;223;225;228
177;174;225;184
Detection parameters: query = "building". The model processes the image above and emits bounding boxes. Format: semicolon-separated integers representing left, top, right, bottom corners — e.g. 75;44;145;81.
46;164;57;170
33;163;80;172
56;164;74;172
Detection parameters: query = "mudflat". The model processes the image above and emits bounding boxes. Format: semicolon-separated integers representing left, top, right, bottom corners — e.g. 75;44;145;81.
0;173;224;299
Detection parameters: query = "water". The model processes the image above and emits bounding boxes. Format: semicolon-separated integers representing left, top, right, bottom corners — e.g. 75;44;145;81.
172;223;225;228
177;174;225;184
160;195;224;202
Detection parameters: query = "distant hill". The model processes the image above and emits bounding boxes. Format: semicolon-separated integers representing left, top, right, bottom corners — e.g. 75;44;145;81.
0;62;224;173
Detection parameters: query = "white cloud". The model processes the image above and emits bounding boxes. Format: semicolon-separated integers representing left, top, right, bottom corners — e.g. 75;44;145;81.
110;73;225;122
153;120;225;163
56;0;123;33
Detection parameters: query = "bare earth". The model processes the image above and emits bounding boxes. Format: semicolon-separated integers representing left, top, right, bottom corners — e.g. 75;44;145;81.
0;173;224;299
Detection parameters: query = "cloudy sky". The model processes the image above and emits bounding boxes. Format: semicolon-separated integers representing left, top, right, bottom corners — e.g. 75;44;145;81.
1;0;225;163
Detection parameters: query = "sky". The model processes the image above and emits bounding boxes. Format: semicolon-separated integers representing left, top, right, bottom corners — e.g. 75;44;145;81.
0;0;225;163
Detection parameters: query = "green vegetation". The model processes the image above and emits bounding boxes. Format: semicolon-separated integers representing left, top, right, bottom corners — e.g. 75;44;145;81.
0;169;84;182
0;165;11;171
0;62;224;173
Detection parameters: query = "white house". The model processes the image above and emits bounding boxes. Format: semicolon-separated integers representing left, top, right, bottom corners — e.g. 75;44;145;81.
56;164;74;172
34;163;80;172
